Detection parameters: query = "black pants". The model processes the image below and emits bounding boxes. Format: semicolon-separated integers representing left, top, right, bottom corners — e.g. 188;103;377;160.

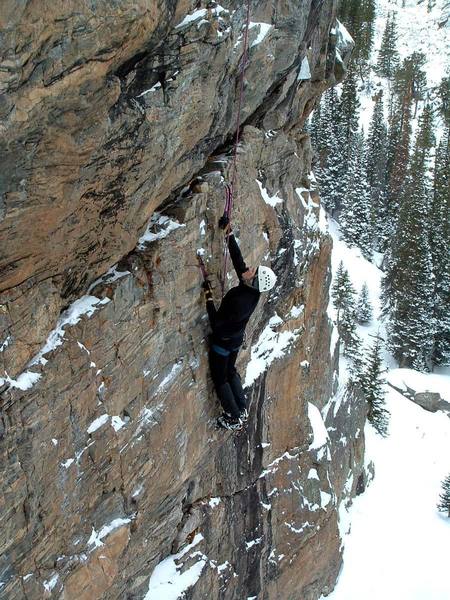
209;347;247;419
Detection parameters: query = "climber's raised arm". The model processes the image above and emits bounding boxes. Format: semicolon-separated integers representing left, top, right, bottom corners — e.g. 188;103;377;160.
219;216;254;281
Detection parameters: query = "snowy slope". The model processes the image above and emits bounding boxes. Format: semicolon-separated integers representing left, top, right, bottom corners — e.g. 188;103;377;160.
317;4;450;596
322;219;450;600
326;385;450;600
374;0;449;87
328;219;395;378
359;0;450;133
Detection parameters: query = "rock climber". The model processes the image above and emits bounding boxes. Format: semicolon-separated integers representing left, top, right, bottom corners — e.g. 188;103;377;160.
203;216;277;430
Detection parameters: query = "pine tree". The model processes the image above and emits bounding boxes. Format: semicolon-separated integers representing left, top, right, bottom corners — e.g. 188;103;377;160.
375;13;400;79
340;130;373;259
331;263;360;358
385;92;413;241
430;127;450;366
340;305;361;360
315;88;343;214
347;344;365;389
310;102;322;156
338;0;376;81
366;95;389;250
382;108;436;370
437;76;450;127
316;136;342;214
331;261;355;321
394;52;427;117
437;473;450;516
361;335;389;437
356;282;373;324
338;66;361;166
320;67;361;216
357;0;376;77
415;103;435;158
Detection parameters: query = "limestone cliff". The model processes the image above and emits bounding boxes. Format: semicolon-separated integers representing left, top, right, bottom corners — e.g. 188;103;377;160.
0;2;365;599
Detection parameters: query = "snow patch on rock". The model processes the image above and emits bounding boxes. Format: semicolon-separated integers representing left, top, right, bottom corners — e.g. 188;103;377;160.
88;518;131;548
256;179;283;207
0;295;109;391
308;402;329;450
144;533;205;600
244;315;300;387
249;22;273;48
138;213;185;249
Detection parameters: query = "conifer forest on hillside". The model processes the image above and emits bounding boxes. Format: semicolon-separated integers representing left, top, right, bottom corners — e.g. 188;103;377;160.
311;0;449;374
317;2;450;598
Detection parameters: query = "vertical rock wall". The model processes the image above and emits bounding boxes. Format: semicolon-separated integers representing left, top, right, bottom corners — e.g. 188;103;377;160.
0;2;364;599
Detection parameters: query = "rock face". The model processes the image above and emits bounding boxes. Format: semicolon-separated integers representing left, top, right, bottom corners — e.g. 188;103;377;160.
0;2;365;599
387;382;450;414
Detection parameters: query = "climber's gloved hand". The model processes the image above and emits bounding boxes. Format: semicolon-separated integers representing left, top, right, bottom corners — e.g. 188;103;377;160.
218;214;230;230
202;280;213;301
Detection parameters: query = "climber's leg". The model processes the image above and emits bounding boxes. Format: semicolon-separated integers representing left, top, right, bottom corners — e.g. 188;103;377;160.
209;347;241;419
227;350;247;413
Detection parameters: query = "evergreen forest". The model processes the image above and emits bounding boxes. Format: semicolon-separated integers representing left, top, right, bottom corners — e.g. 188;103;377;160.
312;0;450;373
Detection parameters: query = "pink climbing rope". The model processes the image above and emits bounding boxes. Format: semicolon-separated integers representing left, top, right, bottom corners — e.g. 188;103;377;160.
220;0;252;297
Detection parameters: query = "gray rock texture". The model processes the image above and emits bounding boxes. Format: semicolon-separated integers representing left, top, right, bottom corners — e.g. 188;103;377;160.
388;382;450;414
0;2;364;599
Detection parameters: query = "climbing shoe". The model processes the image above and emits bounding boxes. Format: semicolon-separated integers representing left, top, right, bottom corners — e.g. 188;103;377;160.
239;408;249;422
217;414;243;431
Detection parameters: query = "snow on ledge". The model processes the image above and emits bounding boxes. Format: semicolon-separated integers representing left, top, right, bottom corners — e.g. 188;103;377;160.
144;533;205;600
137;82;162;98
245;537;263;550
307;402;329;450
259;450;299;479
308;468;320;480
244;314;300;387
43;574;59;593
295;187;328;235
175;9;207;29
0;335;11;352
256;179;283;208
87;414;110;434
0;295;110;391
86;414;128;435
387;368;450;403
157;360;183;393
32;296;110;368
175;5;229;30
138;212;185;249
88;517;131;548
335;18;354;50
298;56;311;80
249;22;273;48
289;304;304;319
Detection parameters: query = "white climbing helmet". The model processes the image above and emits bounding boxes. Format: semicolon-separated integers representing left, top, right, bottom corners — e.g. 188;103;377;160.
257;266;277;292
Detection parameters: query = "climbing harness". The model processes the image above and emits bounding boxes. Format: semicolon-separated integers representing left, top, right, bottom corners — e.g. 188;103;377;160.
220;0;252;297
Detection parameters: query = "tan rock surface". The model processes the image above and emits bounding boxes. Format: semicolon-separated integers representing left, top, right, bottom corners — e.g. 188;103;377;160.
0;2;364;599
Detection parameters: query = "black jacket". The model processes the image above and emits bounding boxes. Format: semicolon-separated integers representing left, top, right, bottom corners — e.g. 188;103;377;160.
207;233;260;350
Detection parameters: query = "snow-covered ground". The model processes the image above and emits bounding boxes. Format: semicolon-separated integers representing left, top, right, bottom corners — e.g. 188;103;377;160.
320;2;450;587
328;220;391;374
327;384;450;600
375;0;449;87
323;219;450;600
359;0;449;135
